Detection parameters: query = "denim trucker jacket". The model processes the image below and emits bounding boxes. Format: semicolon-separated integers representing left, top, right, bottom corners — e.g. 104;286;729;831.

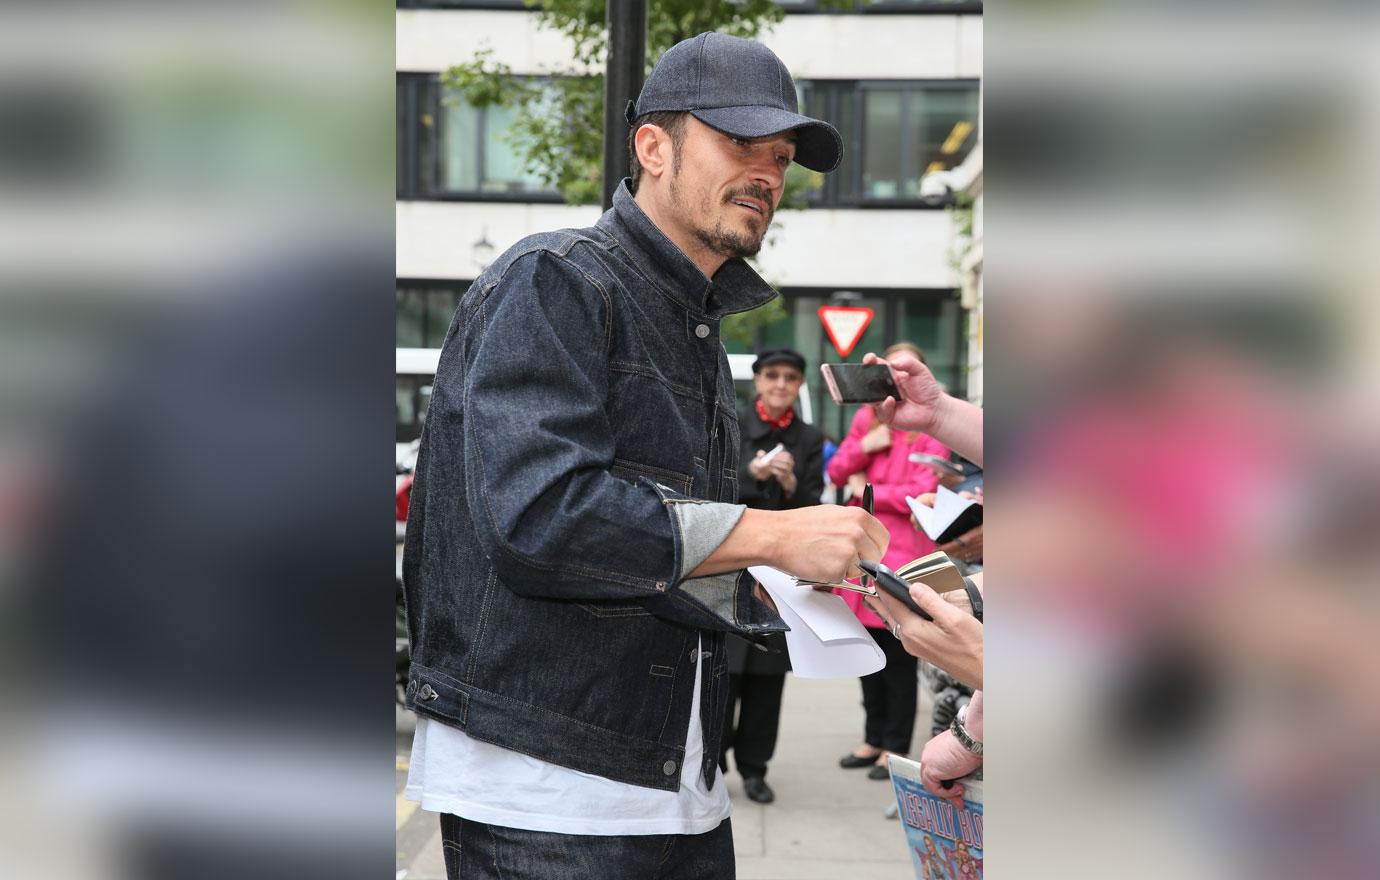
402;181;789;793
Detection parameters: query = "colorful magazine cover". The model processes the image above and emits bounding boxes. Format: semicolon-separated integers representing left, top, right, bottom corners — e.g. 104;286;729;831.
888;754;984;880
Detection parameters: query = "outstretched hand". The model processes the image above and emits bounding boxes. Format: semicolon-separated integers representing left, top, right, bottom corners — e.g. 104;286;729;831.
865;351;983;467
866;351;943;434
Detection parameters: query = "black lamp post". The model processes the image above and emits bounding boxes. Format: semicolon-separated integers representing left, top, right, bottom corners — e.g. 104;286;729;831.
603;0;647;211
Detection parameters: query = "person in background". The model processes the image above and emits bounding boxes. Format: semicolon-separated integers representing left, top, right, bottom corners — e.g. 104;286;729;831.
827;342;949;780
863;345;985;810
720;348;824;804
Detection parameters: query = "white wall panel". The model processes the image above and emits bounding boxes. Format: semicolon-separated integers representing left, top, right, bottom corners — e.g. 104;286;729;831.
755;209;957;289
396;10;593;74
396;201;600;280
398;201;957;291
956;14;984;79
397;10;980;81
763;16;973;81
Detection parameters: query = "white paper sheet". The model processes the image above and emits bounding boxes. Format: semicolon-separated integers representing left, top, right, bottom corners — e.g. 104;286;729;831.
749;565;885;679
906;485;980;541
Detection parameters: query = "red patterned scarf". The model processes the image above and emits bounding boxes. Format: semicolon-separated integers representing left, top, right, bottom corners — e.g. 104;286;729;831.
755;398;794;431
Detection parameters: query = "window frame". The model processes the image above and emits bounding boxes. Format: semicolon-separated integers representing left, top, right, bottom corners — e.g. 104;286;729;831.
396;278;473;349
799;78;979;209
396;73;564;202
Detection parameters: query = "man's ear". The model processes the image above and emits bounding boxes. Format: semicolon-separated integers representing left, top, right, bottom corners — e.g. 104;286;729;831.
634;124;672;181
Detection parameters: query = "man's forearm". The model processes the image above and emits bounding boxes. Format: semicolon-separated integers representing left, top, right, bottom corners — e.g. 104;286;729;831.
688;508;780;577
687;504;888;586
931;395;984;467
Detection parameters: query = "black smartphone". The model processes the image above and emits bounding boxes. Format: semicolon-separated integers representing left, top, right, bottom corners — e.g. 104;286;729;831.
820;363;901;405
858;560;933;621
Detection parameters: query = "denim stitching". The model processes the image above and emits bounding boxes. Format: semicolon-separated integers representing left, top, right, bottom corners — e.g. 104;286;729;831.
609;359;706;403
575;601;652;618
657;832;677;869
464;568;498;683
611;458;693;495
464;305;667;587
486;822;504;879
468;407;665;586
601;234;710;318
431;676;688;748
654;637;689;741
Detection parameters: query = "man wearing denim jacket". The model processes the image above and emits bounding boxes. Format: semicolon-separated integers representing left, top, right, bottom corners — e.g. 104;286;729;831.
401;33;887;880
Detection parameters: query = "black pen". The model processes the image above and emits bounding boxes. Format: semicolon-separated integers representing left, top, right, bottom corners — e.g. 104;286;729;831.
860;483;874;591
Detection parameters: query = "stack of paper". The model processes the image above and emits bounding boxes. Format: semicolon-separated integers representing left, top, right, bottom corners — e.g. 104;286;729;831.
749;566;885;678
894;550;967;593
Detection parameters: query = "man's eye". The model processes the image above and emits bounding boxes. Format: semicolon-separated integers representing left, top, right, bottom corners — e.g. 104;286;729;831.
776;154;790;168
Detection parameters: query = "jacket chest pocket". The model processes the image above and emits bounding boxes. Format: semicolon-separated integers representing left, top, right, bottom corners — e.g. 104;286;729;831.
610;458;694;496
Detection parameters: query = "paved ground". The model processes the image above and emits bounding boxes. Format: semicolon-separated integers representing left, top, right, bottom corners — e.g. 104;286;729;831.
396;673;931;879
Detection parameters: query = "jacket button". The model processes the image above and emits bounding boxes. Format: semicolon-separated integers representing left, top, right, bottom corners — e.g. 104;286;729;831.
663;760;678;776
694;323;710;339
418;684;437;701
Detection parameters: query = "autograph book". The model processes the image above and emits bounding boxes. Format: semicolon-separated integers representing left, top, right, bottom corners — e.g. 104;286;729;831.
888;754;983;880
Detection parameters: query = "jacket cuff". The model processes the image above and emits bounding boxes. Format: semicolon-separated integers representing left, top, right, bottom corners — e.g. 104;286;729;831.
669;499;746;580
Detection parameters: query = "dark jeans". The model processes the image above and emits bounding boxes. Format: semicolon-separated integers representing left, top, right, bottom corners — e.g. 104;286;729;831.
439;814;735;880
719;671;785;779
859;627;919;755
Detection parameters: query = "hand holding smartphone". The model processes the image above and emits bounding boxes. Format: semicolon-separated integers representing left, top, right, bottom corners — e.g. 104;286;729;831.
858;560;932;621
820;363;901;405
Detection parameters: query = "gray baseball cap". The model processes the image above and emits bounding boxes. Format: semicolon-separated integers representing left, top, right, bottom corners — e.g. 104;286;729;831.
627;32;843;173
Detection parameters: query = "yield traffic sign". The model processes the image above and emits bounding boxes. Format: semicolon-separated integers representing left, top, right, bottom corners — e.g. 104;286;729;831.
818;305;874;358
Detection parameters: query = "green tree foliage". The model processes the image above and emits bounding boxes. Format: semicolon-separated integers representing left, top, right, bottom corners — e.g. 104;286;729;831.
443;0;796;206
444;0;845;344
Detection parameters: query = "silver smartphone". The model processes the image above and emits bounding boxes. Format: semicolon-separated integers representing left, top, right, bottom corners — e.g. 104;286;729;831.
908;453;964;478
820;363;901;405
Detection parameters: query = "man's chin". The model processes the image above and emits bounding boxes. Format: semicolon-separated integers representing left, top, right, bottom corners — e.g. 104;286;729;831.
698;226;766;260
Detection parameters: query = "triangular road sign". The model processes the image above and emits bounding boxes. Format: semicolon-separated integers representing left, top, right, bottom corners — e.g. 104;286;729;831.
818;306;874;358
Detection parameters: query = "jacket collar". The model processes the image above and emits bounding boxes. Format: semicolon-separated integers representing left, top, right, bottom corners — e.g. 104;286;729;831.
740;400;797;441
598;179;779;318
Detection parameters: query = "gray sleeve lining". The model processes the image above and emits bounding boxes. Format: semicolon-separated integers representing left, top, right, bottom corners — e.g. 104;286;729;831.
671;501;746;579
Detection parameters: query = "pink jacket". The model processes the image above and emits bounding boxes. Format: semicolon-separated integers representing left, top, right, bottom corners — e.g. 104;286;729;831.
827;407;948;630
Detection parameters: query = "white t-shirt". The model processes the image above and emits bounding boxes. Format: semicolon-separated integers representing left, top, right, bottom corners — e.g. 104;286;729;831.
404;637;730;836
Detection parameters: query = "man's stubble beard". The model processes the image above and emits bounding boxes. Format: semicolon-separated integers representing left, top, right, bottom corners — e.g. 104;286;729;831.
669;166;774;261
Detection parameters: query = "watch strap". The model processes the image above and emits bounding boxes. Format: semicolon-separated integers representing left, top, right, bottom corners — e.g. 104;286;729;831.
962;575;983;623
950;712;983;757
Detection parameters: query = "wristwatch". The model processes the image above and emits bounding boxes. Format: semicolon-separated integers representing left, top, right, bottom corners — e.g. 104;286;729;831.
951;705;983;757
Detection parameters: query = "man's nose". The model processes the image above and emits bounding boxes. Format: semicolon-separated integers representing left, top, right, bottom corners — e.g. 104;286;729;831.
748;151;784;194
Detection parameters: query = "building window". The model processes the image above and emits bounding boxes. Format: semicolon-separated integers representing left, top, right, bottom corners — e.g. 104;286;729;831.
397;1;982;11
397;73;560;200
797;80;979;208
398;74;977;206
397;280;468;349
